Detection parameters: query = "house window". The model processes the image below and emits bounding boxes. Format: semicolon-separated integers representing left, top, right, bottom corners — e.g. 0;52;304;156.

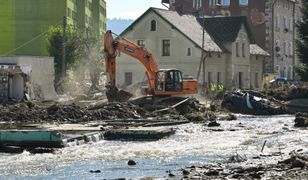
289;17;293;32
125;72;133;85
275;65;281;76
186;48;191;56
275;15;280;32
208;72;212;84
137;40;146;48
283;16;288;32
242;43;246;57
275;40;281;53
283;41;287;56
236;42;240;57
239;0;248;6
162;40;170;56
67;8;71;18
193;0;202;9
221;0;230;6
209;0;217;7
255;72;259;88
289;41;293;56
217;72;221;84
150;20;157;31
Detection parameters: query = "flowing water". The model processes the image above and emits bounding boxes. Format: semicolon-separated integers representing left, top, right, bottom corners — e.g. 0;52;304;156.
0;114;307;179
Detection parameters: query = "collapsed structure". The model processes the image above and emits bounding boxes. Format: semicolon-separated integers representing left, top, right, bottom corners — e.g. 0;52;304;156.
0;56;57;102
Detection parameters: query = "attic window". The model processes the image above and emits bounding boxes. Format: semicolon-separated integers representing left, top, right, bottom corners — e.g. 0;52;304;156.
150;20;157;31
187;48;192;56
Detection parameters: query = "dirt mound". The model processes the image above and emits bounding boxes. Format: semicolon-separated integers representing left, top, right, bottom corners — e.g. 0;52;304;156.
0;101;148;123
265;87;308;101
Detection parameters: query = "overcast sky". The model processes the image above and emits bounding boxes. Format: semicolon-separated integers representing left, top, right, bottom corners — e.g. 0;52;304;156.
105;0;166;19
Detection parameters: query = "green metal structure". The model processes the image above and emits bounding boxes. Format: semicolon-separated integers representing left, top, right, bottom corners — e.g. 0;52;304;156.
0;0;106;56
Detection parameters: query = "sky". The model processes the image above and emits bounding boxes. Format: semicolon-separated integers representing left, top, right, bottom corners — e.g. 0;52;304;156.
105;0;167;19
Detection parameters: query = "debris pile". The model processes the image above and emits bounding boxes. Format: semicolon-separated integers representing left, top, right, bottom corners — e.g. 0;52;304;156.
294;112;308;127
180;151;308;179
130;97;205;115
265;87;308;101
0;101;148;123
222;90;288;115
87;101;147;119
0;97;211;124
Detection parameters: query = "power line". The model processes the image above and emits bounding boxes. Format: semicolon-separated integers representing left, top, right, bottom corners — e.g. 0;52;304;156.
3;19;63;56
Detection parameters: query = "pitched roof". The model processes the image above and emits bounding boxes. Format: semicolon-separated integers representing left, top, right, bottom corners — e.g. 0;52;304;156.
153;8;222;52
121;8;222;52
250;44;270;56
120;8;268;56
200;16;256;44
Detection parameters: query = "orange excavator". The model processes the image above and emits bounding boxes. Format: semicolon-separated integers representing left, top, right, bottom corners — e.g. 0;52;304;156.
104;30;198;102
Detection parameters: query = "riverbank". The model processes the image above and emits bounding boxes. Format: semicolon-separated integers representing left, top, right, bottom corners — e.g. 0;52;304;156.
1;114;306;179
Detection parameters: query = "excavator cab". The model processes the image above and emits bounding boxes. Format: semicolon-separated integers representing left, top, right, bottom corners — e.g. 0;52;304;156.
104;30;198;102
155;69;184;92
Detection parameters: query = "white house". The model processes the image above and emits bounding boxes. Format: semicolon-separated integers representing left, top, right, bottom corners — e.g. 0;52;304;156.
115;8;269;91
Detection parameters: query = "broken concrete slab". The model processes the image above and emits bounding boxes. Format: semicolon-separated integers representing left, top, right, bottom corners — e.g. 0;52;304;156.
103;127;176;141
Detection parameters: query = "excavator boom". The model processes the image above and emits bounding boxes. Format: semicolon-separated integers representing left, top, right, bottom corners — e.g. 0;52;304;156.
103;30;198;102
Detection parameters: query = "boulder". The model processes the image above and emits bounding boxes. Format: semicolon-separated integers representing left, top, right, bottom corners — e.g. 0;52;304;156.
294;113;308;127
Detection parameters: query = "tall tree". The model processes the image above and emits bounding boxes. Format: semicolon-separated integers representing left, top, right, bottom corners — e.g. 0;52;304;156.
296;0;308;82
45;26;84;85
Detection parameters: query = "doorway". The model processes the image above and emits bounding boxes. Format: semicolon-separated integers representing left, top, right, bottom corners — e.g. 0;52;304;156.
239;72;243;89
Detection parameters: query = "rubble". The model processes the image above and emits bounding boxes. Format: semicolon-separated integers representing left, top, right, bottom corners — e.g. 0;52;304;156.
0;101;148;123
180;151;308;179
294;112;308;127
0;97;211;125
265;86;308;101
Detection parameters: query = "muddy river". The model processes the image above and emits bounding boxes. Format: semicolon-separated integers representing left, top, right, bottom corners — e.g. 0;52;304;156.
0;114;307;179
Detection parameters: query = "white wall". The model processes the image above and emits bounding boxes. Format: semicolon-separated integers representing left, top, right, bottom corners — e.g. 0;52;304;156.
0;56;57;100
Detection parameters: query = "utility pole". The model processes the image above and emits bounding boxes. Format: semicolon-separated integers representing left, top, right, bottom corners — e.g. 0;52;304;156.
62;16;67;78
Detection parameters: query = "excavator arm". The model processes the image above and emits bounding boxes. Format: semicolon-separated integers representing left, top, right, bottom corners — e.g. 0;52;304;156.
104;30;159;101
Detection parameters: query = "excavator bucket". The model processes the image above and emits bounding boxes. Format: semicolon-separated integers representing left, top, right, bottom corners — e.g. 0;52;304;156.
106;83;133;102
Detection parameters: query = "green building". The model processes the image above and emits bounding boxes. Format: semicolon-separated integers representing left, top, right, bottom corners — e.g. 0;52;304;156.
0;0;106;56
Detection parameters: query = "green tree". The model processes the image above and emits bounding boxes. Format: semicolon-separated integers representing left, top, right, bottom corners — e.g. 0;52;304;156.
296;0;308;82
45;25;83;84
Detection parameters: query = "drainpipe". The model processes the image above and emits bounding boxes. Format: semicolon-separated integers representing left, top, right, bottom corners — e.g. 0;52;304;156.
292;0;296;79
271;0;278;74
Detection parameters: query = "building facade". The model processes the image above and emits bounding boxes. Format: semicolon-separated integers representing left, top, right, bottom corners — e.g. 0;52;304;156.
161;0;298;80
0;0;106;56
116;8;268;91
